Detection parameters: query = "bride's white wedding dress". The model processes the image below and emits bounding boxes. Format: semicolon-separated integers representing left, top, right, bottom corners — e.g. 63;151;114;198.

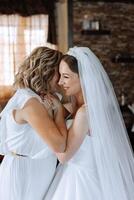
44;120;101;200
44;46;134;200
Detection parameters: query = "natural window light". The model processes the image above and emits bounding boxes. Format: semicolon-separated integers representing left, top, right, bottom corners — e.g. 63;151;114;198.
0;14;54;86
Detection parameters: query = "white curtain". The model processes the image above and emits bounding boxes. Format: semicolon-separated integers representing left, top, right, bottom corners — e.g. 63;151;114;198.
0;14;57;87
0;14;58;101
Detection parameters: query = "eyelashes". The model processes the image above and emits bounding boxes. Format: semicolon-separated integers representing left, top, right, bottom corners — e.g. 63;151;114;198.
63;76;69;78
60;75;69;79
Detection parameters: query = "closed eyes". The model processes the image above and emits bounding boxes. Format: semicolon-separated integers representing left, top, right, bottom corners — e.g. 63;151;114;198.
63;76;69;78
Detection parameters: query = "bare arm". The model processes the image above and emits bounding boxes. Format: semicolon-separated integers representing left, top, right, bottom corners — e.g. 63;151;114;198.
55;106;89;163
15;98;67;153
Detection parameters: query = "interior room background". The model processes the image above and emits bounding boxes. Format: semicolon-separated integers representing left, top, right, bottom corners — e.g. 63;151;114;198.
0;0;134;161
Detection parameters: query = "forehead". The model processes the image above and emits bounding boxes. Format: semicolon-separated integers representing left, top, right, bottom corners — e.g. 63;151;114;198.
59;60;73;74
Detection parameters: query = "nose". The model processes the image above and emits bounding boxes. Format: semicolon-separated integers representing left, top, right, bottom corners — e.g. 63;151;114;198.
58;77;63;86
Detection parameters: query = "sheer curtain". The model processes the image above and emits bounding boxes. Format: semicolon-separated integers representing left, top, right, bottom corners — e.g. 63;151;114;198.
0;14;55;101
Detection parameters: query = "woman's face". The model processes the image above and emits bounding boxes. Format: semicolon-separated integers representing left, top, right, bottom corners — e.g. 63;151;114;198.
58;60;81;96
49;70;60;93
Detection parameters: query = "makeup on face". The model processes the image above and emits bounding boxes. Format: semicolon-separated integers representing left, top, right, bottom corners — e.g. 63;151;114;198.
59;60;81;96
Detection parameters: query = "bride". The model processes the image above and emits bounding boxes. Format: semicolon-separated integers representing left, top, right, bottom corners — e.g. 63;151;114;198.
44;46;134;200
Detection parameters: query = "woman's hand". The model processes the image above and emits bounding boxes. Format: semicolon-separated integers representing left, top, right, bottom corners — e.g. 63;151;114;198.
43;94;63;119
42;95;54;119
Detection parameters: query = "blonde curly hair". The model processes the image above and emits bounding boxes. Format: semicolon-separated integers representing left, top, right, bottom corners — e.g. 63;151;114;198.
13;46;63;95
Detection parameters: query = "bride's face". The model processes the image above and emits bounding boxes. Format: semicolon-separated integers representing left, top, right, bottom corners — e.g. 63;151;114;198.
58;60;81;96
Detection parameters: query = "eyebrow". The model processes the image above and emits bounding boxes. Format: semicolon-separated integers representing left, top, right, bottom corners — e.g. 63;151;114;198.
62;73;70;76
64;73;70;75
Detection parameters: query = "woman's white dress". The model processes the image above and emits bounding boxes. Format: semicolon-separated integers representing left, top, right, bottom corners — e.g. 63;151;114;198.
44;120;101;200
0;88;57;200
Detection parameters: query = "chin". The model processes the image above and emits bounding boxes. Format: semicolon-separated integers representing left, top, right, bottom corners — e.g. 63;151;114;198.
65;91;72;96
64;91;69;96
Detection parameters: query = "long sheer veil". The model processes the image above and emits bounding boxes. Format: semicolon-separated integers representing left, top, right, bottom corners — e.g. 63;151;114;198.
67;47;134;200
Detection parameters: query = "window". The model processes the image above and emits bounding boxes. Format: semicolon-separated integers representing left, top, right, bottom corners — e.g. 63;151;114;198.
0;14;55;87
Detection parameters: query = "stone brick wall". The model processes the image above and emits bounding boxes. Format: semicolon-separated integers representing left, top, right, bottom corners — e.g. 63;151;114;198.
73;0;134;105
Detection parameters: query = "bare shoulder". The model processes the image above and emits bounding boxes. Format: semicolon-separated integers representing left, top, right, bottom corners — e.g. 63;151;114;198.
22;97;48;120
23;97;42;108
23;97;44;110
72;104;89;133
12;97;47;124
76;104;87;117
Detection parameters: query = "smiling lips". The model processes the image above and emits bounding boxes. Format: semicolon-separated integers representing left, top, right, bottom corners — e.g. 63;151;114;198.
63;87;69;90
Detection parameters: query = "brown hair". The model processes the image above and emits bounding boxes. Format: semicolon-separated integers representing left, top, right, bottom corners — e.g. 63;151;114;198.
61;54;79;74
13;46;63;95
